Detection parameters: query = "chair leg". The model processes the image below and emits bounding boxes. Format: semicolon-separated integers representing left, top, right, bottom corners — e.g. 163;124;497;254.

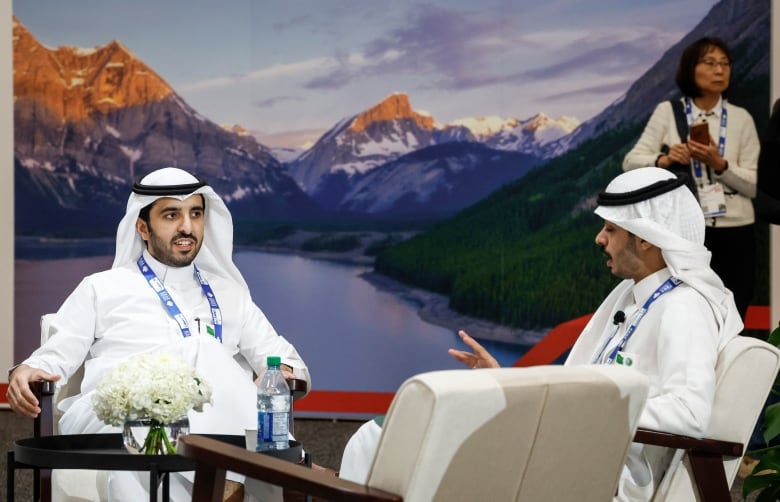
191;465;226;502
282;452;314;502
687;451;732;502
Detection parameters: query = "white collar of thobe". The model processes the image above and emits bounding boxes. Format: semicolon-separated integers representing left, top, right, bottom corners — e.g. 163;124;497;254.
139;249;223;342
142;249;197;287
631;267;672;306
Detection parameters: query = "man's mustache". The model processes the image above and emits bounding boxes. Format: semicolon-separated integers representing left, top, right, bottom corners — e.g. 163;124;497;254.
172;233;197;243
599;245;611;260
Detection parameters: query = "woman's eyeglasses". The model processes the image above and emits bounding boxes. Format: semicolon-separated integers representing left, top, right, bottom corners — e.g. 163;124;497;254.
698;59;731;69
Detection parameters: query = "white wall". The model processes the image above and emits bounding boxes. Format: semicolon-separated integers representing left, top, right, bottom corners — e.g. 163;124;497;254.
1;3;13;398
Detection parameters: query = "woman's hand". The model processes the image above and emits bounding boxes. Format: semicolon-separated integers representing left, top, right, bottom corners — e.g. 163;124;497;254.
658;143;691;167
447;330;500;369
688;137;728;173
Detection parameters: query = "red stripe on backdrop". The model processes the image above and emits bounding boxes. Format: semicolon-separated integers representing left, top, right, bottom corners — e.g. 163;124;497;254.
0;384;397;414
0;307;769;411
745;305;771;331
512;314;592;367
294;390;395;415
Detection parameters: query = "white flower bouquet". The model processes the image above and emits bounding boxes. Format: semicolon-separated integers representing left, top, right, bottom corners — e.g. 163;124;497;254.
92;352;212;454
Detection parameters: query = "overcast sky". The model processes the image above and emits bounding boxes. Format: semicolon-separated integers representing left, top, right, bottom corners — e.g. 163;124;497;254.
14;0;718;147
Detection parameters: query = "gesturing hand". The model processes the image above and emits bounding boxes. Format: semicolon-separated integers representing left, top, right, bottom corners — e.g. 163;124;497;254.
447;330;501;369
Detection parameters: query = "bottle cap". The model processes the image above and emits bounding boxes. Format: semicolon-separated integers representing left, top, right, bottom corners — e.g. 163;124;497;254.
267;356;281;367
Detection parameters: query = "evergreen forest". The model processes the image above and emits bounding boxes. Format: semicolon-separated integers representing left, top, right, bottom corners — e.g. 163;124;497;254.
375;77;771;331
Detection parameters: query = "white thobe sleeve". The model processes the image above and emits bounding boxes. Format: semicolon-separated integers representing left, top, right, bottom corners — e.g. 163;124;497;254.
22;277;96;382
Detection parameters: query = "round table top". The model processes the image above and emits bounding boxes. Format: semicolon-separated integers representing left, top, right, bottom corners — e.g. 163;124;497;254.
13;433;241;471
14;433;303;471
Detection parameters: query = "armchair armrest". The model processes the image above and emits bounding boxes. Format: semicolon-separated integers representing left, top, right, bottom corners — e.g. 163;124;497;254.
288;377;308;401
178;435;402;502
634;428;742;456
633;427;743;502
30;380;57;438
28;380;58;502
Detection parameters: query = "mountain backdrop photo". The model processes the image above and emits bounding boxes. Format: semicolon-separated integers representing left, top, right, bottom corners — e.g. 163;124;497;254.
12;0;771;415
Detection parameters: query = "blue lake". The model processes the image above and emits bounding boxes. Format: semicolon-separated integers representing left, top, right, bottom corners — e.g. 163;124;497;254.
234;250;531;394
15;241;531;399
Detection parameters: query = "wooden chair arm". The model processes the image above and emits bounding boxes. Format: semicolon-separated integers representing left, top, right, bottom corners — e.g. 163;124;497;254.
633;428;743;457
29;380;58;502
179;435;402;502
30;380;57;397
633;427;742;502
30;380;57;438
288;377;308;401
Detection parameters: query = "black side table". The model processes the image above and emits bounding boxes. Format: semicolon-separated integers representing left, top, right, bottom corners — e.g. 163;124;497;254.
8;433;302;502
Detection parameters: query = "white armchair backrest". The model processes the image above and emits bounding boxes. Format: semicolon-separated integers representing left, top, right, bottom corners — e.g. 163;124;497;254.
367;365;649;502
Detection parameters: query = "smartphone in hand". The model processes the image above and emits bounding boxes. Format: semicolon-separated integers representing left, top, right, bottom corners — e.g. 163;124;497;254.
689;122;711;144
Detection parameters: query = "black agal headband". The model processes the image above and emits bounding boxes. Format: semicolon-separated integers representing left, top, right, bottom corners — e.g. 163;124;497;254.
596;177;685;206
132;177;208;196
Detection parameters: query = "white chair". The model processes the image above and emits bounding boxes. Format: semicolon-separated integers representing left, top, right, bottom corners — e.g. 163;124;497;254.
634;335;780;502
180;365;650;502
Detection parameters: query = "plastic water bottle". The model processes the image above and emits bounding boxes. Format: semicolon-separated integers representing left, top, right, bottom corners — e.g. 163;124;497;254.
256;356;291;451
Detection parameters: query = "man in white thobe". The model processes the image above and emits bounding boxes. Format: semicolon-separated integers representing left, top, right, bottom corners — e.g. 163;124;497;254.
341;167;742;502
7;167;310;501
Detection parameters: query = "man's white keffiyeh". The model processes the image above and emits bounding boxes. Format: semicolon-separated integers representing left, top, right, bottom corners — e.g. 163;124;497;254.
570;167;741;361
111;167;248;290
566;167;743;364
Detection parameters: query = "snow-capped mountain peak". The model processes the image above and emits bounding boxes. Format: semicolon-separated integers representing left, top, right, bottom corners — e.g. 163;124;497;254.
448;116;519;138
348;92;435;133
288;93;437;194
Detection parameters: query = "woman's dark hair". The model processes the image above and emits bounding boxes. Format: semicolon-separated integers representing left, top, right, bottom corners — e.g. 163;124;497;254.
675;37;732;98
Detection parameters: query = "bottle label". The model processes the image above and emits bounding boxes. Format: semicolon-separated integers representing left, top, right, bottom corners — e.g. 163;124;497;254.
257;411;289;443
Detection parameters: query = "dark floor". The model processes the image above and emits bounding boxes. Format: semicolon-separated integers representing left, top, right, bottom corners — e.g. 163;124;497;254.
0;409;757;501
1;409;363;501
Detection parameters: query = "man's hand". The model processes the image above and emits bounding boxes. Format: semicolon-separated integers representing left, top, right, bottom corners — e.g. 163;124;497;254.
447;330;501;369
253;364;296;385
280;364;296;381
6;364;61;418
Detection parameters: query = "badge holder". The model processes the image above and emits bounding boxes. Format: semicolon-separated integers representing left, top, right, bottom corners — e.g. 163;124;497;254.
697;182;727;218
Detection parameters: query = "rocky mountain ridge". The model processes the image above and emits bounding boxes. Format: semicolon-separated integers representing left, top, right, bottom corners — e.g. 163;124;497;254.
287;92;577;213
13;16;317;235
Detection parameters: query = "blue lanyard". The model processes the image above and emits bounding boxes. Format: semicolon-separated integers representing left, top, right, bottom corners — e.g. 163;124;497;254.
137;255;223;342
684;98;727;182
594;277;682;364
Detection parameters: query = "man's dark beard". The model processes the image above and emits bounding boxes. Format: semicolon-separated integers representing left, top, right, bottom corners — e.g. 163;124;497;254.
147;230;200;267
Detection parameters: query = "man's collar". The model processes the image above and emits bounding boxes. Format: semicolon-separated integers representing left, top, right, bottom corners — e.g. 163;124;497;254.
141;249;196;285
632;267;672;305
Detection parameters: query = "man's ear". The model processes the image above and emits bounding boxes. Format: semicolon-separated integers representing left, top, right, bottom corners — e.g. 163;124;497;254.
136;218;150;241
637;238;655;251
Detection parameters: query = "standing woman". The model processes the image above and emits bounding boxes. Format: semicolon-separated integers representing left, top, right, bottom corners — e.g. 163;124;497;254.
623;37;760;321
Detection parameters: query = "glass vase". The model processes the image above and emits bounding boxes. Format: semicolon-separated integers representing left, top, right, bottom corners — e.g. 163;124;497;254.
122;416;190;455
